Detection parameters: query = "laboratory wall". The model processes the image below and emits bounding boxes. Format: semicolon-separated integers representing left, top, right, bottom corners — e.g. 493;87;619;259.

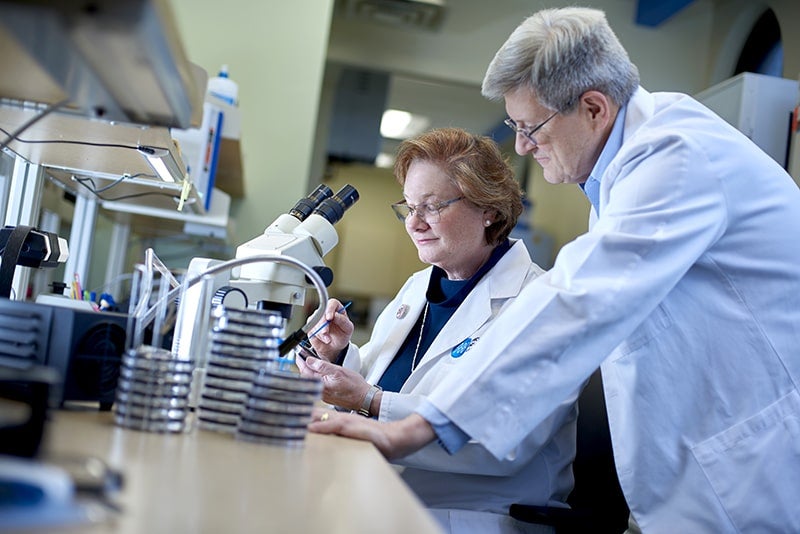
323;0;800;268
708;0;800;86
327;0;716;98
770;0;800;80
320;0;717;272
168;0;334;246
157;0;800;306
322;163;425;299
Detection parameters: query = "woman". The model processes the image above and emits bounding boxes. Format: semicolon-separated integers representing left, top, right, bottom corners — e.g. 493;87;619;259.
297;127;577;534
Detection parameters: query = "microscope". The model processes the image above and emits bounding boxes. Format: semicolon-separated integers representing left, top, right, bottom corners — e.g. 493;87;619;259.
231;183;358;318
172;184;359;362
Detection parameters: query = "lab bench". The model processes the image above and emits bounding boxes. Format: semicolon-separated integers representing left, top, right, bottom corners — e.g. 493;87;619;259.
34;408;443;534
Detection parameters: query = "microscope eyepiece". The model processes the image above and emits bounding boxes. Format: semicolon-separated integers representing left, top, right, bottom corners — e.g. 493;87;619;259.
313;185;359;225
288;184;334;221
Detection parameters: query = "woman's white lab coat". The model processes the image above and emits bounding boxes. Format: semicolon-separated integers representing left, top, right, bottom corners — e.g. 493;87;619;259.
342;240;578;533
427;88;800;533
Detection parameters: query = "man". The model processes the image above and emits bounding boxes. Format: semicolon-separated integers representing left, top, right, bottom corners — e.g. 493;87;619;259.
310;7;800;532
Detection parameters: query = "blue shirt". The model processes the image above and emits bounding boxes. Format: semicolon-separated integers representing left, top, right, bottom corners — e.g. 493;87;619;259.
377;240;512;392
580;104;627;214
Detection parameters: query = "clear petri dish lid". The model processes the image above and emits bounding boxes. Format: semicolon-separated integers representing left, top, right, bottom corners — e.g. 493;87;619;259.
200;387;249;403
205;362;257;382
116;377;192;398
122;351;195;374
208;344;280;362
212;320;285;339
205;356;267;372
114;402;189;421
115;389;191;410
114;412;187;433
237;418;309;438
211;305;285;324
197;408;240;426
239;408;312;427
202;375;253;393
252;369;323;395
209;331;284;350
244;396;315;415
118;365;193;385
198;418;238;435
246;385;320;406
198;396;245;415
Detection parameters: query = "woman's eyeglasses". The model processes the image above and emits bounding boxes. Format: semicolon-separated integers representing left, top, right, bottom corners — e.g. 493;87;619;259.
391;196;464;224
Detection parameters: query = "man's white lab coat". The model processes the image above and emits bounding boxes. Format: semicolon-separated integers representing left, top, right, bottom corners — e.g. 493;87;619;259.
427;88;800;533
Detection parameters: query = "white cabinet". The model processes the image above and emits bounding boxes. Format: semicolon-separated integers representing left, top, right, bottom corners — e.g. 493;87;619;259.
695;72;798;167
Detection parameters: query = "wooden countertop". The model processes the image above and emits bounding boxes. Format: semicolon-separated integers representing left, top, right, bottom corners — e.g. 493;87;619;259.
37;409;442;534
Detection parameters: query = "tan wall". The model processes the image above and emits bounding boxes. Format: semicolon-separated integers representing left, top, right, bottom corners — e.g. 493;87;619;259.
527;0;800;255
321;163;424;300
527;170;591;258
708;0;800;85
169;0;334;245
770;0;800;80
161;0;800;301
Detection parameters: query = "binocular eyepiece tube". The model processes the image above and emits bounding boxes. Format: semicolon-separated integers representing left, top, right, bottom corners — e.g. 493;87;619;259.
287;184;359;225
288;184;334;222
313;185;359;225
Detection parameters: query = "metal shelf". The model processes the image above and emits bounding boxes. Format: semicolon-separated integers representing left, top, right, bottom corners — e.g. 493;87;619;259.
0;0;205;129
0;104;202;214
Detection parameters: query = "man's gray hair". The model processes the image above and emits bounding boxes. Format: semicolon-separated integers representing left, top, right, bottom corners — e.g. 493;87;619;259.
482;7;639;111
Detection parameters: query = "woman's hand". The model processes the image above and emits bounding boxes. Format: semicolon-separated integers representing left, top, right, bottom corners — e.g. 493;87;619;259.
308;298;355;362
308;409;437;460
296;354;372;412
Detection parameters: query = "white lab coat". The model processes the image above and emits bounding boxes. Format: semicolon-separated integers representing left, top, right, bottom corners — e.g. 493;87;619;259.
427;88;800;533
342;240;578;533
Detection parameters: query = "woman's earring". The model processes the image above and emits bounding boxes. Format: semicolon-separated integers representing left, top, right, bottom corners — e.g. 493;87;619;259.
484;220;491;226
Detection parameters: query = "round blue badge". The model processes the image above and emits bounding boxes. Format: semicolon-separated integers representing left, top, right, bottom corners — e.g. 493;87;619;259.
451;338;473;358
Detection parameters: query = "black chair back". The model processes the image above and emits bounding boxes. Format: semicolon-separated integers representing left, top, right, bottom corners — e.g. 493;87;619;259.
510;369;630;533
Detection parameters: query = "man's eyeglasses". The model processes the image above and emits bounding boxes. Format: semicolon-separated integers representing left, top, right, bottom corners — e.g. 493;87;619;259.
504;109;559;146
391;196;464;224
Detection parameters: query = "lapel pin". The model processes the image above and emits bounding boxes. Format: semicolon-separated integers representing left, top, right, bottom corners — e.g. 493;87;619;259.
396;304;410;319
451;337;477;358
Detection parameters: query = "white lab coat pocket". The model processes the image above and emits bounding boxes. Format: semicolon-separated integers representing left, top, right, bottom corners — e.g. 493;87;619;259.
691;390;800;532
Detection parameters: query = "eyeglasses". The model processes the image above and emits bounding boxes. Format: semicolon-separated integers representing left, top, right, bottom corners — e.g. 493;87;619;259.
504;110;559;146
391;196;464;224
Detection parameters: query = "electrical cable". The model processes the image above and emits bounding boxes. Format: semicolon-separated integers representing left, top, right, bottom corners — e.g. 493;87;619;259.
72;173;156;194
82;189;181;202
0;125;141;151
72;174;181;202
0;99;72;153
97;191;182;202
0;108;181;202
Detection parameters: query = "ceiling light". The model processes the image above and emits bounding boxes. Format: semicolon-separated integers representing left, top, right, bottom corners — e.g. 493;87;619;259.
375;152;396;168
380;109;430;140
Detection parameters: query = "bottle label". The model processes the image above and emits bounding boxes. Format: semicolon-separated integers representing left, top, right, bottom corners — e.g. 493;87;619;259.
209;91;237;106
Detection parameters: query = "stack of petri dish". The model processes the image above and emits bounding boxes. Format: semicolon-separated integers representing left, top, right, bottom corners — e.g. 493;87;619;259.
114;346;194;433
197;306;285;434
236;367;322;447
